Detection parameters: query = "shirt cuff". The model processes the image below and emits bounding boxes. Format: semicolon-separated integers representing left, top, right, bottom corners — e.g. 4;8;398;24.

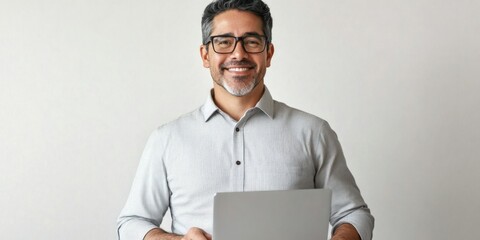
332;210;374;240
117;219;158;240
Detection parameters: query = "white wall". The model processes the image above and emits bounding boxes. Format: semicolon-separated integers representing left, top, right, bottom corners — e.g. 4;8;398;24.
1;0;479;239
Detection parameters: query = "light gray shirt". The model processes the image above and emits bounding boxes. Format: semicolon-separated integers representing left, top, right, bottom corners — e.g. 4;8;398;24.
117;88;374;240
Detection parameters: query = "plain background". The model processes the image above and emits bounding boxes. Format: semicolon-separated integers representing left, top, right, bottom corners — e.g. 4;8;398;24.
1;0;479;239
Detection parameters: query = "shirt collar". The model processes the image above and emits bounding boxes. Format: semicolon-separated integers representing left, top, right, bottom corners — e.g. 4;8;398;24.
201;86;275;122
201;89;220;122
255;87;274;119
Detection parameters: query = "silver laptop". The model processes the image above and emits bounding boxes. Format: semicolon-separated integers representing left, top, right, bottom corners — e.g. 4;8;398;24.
213;189;332;240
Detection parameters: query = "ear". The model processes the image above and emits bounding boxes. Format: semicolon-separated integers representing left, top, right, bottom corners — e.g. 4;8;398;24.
200;44;210;68
266;43;274;67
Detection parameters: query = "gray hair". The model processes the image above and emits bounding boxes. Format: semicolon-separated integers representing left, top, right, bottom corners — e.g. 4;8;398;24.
201;0;273;45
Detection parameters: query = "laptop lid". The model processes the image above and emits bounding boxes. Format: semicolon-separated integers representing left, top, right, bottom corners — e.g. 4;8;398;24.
213;189;332;240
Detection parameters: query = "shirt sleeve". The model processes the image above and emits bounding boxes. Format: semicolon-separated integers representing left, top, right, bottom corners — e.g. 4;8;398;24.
314;121;374;240
117;128;171;240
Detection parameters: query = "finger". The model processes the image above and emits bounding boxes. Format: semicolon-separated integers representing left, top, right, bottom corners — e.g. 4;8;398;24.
198;228;212;240
185;227;211;240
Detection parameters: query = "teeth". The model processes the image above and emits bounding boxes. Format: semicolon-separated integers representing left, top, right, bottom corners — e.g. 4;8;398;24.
228;68;250;72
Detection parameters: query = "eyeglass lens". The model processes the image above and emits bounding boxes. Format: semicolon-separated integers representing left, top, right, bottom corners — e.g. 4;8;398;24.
212;36;266;53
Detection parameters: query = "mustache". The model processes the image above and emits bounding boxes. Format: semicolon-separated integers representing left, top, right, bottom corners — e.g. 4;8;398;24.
221;60;256;69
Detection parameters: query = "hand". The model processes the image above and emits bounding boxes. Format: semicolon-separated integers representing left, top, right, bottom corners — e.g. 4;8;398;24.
331;223;360;240
331;236;350;240
180;227;212;240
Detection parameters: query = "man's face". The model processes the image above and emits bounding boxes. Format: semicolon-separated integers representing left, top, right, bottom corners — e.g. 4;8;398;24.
201;10;274;97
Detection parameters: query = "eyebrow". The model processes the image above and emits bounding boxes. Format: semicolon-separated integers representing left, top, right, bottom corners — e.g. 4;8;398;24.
212;32;263;37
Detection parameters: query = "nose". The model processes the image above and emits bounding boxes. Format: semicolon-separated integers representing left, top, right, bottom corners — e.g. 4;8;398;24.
230;40;248;59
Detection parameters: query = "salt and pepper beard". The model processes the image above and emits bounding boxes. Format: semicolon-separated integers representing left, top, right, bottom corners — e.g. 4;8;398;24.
214;60;260;97
215;75;259;97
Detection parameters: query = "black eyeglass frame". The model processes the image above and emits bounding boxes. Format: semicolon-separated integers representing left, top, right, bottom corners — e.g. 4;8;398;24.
205;34;269;54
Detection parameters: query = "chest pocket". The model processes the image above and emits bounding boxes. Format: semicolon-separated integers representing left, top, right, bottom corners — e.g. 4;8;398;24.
244;156;316;191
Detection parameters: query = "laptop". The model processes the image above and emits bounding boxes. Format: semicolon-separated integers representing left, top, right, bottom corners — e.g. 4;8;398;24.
213;189;332;240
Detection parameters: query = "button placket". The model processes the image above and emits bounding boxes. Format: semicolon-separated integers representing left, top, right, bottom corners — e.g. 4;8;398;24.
232;123;245;191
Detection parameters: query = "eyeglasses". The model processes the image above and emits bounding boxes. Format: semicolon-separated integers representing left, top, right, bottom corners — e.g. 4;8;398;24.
206;35;268;54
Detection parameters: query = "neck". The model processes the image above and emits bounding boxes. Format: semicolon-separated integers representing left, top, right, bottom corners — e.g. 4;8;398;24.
212;83;265;121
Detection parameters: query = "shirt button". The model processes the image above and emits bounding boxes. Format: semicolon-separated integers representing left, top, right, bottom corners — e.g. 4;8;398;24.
235;127;240;132
236;160;241;165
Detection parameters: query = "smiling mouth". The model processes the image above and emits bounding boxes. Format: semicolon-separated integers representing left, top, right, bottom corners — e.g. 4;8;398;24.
226;67;254;72
221;60;256;73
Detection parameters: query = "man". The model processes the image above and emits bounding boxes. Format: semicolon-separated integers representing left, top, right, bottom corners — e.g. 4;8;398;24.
117;0;374;240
